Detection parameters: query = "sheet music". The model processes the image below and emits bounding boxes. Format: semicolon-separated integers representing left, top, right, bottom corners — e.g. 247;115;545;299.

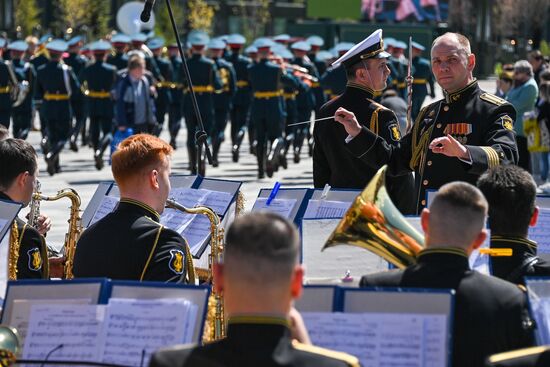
529;208;550;254
167;188;232;216
302;312;448;367
303;200;352;219
22;304;104;364
89;196;119;226
252;198;297;219
101;298;197;367
10;298;92;347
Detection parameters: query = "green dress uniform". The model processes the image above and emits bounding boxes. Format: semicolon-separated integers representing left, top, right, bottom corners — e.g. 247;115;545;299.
10;57;35;139
248;55;291;178
168;50;184;148
65;51;88;148
29;52;50;138
152;55;174;136
73;198;192;283
0;192;48;279
360;248;535;367
34;48;80;175
411;55;435;120
345;80;518;213
107;52;129;71
320;65;347;101
0;57;13;129
183;52;222;174
227;39;253;162
149;315;361;367
211;53;237;166
490;236;550;285
79;46;117;169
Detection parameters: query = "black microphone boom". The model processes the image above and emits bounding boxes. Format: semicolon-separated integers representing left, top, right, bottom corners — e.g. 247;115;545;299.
140;0;155;22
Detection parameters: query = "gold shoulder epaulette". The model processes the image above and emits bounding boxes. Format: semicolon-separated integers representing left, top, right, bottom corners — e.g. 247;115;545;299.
488;345;550;364
480;92;507;106
292;340;361;367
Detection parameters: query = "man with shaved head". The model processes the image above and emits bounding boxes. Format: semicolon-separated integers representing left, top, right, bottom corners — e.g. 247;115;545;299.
360;182;535;367
334;32;518;214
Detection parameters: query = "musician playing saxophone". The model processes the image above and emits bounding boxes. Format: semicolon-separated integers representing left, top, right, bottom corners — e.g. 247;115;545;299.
73;134;193;282
0;138;49;279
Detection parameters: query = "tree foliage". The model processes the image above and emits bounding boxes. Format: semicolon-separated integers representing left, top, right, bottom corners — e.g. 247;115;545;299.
187;0;215;34
154;0;185;43
235;0;271;41
14;0;40;36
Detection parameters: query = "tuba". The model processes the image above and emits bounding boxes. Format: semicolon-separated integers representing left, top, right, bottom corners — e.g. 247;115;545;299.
324;165;424;268
165;199;225;342
33;188;82;279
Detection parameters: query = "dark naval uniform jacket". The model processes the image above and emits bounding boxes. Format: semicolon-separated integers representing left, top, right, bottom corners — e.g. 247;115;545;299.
360;248;535;367
0;59;13;127
149;316;361;367
106;52;129;71
321;66;347;101
345;80;518;213
314;82;414;213
0;192;48;279
228;52;252;108
490;236;550;285
73;198;190;282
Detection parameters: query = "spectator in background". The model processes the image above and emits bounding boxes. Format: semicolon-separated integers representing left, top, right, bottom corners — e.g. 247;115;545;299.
506;60;539;173
496;71;514;98
528;50;549;86
114;54;158;135
538;82;550;183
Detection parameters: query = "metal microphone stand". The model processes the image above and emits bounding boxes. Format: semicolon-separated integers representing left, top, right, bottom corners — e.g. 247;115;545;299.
162;0;212;176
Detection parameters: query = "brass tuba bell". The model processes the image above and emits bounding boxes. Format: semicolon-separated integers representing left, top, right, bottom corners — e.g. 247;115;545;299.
323;165;425;268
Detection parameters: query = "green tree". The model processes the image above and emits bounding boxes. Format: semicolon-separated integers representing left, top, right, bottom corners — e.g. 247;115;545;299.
14;0;40;36
187;0;215;34
58;0;88;35
235;0;271;42
154;0;185;43
86;0;111;39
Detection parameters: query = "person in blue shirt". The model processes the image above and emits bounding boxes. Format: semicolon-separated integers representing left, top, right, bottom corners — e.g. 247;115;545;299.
506;60;539;173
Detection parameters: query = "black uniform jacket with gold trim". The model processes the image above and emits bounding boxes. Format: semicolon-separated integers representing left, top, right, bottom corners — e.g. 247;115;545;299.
360;248;535;367
490;236;550;285
314;82;414;213
486;345;550;367
345;80;518;213
0;192;48;279
73;198;188;282
149;316;361;367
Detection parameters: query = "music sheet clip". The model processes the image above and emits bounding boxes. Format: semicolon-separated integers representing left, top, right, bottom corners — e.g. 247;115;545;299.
320;184;331;201
266;182;281;206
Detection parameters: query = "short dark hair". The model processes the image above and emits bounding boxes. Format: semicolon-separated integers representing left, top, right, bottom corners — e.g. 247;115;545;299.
429;182;487;247
477;165;536;236
224;212;299;285
0;138;37;189
345;61;365;78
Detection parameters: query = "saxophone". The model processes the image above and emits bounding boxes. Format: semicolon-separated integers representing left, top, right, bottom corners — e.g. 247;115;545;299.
165;198;225;342
33;188;82;279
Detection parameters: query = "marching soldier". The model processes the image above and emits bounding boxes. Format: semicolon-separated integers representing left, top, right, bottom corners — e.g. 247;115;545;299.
79;40;117;171
0;39;13;129
411;41;435;120
389;40;408;99
29;36;51;143
184;32;222;175
248;39;292;178
320;43;353;101
107;34;130;70
209;38;237;167
8;41;35;140
273;34;291;46
306;35;328;114
167;44;184;149
34;39;80;176
65;36;88;151
226;34;253;163
131;33;161;81
314;29;414;213
148;38;174;137
334;32;518;214
290;41;319;162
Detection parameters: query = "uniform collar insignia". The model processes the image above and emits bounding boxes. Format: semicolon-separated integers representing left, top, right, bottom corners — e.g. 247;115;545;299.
491;235;537;249
444;79;478;104
346;82;375;98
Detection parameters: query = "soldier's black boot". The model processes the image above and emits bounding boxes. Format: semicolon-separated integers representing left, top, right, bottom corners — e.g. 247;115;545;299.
232;130;245;162
212;139;221;167
188;147;197;175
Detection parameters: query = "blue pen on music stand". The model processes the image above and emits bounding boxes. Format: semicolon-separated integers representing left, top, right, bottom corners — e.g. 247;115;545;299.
266;182;281;206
